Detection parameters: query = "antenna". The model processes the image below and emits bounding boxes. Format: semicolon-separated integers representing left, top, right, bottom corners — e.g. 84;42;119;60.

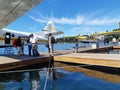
119;22;120;29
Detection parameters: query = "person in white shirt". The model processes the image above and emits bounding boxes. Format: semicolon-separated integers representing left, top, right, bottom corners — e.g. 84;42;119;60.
30;34;39;56
112;37;117;46
27;34;32;56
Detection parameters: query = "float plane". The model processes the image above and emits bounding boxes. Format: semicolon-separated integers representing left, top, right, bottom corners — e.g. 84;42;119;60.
78;29;120;42
0;21;63;46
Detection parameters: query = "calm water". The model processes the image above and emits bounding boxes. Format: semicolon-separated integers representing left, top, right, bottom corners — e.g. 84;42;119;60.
0;68;120;90
0;43;75;55
0;42;119;55
0;43;120;90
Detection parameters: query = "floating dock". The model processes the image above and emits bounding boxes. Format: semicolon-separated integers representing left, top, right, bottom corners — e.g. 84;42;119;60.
0;55;51;71
54;46;120;68
0;45;120;71
54;53;120;68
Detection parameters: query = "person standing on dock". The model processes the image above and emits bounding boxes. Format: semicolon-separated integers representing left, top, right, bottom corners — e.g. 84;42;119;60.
112;37;117;46
16;36;23;55
30;34;40;57
45;41;50;53
104;38;109;46
48;33;55;55
27;34;32;56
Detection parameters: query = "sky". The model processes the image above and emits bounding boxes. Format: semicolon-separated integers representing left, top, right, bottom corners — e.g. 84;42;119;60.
6;0;120;37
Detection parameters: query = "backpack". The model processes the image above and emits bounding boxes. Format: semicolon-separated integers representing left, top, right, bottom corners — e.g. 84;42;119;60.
12;39;17;47
51;36;55;44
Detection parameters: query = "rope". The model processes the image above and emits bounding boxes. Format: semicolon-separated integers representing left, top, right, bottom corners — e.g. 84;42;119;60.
43;69;49;90
43;56;53;90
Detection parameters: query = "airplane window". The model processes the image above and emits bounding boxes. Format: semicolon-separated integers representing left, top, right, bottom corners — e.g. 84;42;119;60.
12;34;15;37
6;35;9;38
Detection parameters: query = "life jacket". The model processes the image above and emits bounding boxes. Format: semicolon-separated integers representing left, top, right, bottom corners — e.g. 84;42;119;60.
12;39;17;47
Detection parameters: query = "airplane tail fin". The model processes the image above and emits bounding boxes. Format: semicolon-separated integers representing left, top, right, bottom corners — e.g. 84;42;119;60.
35;21;63;38
43;21;56;30
42;21;63;36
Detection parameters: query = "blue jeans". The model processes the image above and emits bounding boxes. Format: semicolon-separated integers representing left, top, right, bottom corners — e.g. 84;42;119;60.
28;44;32;56
32;44;39;57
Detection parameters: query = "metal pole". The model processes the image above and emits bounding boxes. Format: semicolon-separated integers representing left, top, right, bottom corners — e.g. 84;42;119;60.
75;39;79;53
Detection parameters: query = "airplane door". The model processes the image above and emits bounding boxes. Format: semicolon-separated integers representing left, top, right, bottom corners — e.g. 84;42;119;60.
5;32;11;44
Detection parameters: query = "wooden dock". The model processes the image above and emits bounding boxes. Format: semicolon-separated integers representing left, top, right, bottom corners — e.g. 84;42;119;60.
0;55;51;71
0;45;120;71
54;53;120;68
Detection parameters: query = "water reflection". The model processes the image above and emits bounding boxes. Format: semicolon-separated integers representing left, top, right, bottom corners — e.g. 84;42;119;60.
55;62;120;83
0;63;120;90
20;71;40;90
0;68;62;90
0;70;44;90
107;49;120;54
21;72;31;90
29;71;40;90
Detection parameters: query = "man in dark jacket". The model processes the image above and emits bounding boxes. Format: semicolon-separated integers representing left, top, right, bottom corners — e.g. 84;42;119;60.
48;33;55;55
16;36;23;55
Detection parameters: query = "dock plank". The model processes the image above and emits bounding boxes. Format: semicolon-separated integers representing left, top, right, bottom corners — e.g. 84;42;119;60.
54;53;120;68
0;55;50;71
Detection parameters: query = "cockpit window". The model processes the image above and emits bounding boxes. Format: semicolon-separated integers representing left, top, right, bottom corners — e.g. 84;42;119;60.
12;34;15;37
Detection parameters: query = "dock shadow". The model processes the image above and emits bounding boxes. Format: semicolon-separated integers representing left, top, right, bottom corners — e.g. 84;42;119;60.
55;61;120;75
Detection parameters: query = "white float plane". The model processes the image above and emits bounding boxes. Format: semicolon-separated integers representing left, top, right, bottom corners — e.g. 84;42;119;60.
0;21;63;46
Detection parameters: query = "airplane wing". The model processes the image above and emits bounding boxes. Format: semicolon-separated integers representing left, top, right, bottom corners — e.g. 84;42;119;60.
0;0;42;30
77;36;87;40
44;30;64;36
34;34;47;41
35;21;64;37
35;30;64;38
90;30;120;37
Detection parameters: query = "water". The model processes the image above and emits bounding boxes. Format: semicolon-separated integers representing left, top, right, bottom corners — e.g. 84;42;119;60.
0;43;120;90
0;68;120;90
106;49;120;54
0;43;75;55
0;41;118;55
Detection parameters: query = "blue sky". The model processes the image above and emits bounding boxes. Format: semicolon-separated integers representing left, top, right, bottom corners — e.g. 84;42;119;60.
6;0;120;37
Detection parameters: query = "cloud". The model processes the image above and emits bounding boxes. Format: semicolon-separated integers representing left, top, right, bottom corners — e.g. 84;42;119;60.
29;14;84;25
87;17;120;25
51;15;84;25
28;13;120;36
70;27;93;35
29;15;47;23
29;14;120;26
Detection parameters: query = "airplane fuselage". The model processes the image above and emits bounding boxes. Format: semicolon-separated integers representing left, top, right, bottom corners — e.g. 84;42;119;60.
0;29;30;45
0;21;63;46
0;29;63;46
